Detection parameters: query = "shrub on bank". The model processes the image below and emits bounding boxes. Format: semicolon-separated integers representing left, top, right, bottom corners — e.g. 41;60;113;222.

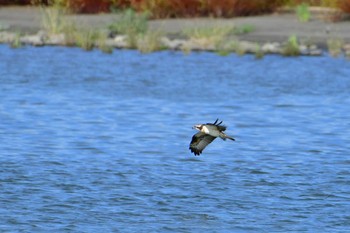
66;0;110;13
119;0;285;18
0;0;285;16
0;0;32;4
284;0;350;14
2;0;350;16
339;0;350;14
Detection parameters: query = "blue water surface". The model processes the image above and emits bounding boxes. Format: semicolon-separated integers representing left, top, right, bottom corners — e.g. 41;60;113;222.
0;45;350;232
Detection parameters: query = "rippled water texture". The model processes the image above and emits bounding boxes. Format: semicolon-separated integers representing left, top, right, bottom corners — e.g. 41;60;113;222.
1;45;350;232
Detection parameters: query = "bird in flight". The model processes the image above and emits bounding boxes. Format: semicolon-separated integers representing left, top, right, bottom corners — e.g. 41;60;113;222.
189;119;235;156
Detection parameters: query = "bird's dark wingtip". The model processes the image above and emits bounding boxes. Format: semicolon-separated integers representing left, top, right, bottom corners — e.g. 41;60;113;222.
189;147;201;156
213;118;223;126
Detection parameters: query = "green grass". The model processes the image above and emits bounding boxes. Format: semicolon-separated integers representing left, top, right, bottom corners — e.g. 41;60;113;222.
74;28;98;51
109;8;149;48
254;43;264;59
40;5;67;35
40;1;106;51
216;40;236;56
183;26;233;40
136;30;164;53
182;25;255;52
183;26;234;49
10;32;22;48
282;35;300;56
68;27;112;52
96;30;113;54
327;38;344;57
296;3;311;22
233;24;255;35
61;23;77;46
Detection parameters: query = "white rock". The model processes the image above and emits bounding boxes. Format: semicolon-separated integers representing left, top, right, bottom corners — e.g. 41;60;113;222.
310;44;318;50
0;31;16;43
345;50;350;57
172;39;188;49
20;34;45;46
262;42;281;53
187;39;216;51
46;33;65;45
238;41;258;53
104;38;117;47
299;44;309;55
343;43;350;52
161;37;187;50
113;35;128;48
309;49;322;56
299;44;307;51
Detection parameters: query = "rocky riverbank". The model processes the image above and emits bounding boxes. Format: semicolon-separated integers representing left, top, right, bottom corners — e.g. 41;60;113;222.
1;6;350;56
0;30;326;56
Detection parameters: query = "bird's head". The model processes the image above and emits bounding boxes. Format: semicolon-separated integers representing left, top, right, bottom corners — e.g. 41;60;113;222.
192;124;203;131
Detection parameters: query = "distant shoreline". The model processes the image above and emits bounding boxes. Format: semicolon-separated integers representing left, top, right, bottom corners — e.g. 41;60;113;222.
1;6;350;56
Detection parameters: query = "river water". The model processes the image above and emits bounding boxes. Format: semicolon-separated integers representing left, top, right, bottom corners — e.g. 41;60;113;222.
0;45;350;232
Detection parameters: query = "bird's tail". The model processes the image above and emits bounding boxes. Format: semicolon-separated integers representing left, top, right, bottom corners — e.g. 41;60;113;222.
220;132;235;141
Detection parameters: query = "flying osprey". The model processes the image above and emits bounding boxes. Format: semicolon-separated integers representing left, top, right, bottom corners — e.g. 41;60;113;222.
189;119;235;156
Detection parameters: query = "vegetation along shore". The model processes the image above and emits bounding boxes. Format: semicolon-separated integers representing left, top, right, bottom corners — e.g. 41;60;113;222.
1;0;350;57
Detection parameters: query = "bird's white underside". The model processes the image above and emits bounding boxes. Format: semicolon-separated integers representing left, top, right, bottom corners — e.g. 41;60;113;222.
201;125;221;137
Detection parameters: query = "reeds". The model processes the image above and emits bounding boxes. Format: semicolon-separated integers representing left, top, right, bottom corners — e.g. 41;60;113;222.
96;30;113;53
136;30;164;53
33;0;348;57
327;37;344;57
182;24;257;54
282;35;300;56
38;0;114;52
255;43;264;59
40;5;66;35
183;26;234;50
10;32;22;48
74;28;98;51
109;9;149;47
233;24;255;35
296;3;311;22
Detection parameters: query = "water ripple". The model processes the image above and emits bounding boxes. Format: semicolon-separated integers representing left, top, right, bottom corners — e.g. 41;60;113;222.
0;46;349;232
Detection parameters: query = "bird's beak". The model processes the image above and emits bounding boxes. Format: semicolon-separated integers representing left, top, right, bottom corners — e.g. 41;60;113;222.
192;124;200;130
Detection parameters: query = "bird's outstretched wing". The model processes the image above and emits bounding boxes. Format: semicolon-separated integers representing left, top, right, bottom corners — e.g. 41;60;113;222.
189;132;216;156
